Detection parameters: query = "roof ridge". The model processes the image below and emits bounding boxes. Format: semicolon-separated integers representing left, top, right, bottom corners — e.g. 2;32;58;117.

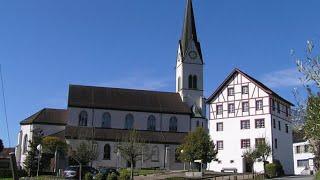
69;84;179;95
206;68;294;106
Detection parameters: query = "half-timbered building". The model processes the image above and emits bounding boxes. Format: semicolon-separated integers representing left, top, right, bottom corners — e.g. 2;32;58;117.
207;68;294;174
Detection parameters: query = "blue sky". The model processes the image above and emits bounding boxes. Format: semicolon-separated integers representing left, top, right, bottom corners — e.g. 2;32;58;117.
0;0;319;146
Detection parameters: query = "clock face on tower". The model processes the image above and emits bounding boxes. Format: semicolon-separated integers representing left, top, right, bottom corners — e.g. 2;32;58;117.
188;51;198;59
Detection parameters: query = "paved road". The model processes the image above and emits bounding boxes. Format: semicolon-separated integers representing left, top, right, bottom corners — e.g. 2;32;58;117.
269;175;314;180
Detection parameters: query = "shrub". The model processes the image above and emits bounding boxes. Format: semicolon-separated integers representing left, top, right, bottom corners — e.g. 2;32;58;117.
107;172;119;180
85;172;93;180
315;171;320;180
94;173;106;180
0;169;27;178
265;163;277;178
119;169;130;180
273;159;284;176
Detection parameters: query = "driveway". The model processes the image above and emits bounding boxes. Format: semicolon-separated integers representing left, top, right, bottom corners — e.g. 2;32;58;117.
269;175;314;180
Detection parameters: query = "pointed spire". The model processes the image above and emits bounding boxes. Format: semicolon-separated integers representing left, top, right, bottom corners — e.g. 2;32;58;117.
180;0;199;57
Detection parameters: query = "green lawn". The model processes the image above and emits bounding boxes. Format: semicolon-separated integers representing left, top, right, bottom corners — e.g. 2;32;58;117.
0;176;64;180
134;169;163;176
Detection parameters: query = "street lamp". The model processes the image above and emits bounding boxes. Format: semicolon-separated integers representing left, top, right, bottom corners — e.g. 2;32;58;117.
180;149;185;171
36;144;42;177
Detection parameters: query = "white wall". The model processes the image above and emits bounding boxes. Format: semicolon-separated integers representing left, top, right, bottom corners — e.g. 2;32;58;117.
15;124;65;168
207;72;294;174
68;107;192;133
67;139;186;170
293;141;315;175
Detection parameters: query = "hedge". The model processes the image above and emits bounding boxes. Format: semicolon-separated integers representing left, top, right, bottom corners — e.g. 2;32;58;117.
265;163;277;178
0;169;27;178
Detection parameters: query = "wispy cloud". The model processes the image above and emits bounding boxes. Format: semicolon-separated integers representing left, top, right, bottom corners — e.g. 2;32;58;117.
261;68;303;88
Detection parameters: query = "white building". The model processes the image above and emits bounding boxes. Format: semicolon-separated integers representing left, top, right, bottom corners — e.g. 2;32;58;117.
15;108;67;169
293;140;315;175
207;69;294;174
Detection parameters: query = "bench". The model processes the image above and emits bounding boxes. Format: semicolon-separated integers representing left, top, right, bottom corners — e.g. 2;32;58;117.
221;168;237;173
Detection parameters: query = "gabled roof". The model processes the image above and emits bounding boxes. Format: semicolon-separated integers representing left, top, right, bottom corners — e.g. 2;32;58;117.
180;0;203;62
20;108;68;125
206;68;294;106
68;85;192;115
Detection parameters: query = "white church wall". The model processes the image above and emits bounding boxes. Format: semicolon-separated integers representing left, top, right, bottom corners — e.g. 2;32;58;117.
68;107;191;133
67;139;185;170
16;124;65;168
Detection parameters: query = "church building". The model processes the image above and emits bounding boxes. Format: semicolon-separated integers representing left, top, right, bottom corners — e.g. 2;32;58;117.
15;0;207;170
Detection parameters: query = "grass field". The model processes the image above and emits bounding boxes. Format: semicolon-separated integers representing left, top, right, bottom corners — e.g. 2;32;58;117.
0;176;64;180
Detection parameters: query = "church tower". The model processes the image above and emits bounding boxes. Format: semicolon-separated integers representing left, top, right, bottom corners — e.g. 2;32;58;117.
176;0;205;117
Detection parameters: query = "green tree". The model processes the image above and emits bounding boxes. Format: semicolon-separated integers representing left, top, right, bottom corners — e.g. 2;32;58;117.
177;127;217;170
23;129;44;176
242;148;259;173
42;136;67;155
255;142;272;173
294;40;320;170
116;130;146;180
0;139;3;153
71;141;98;166
304;96;320;170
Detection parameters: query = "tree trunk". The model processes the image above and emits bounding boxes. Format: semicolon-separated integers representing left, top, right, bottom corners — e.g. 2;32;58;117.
130;158;134;180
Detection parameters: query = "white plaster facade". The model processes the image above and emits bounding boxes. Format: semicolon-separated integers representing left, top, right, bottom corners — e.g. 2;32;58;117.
15;123;65;168
293;141;315;175
207;70;294;174
66;106;206;170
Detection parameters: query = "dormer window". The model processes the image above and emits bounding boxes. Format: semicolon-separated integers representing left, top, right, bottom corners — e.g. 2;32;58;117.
227;87;234;96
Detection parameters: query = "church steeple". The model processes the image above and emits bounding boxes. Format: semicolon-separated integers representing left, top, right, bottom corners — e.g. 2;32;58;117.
176;0;205;117
180;0;203;62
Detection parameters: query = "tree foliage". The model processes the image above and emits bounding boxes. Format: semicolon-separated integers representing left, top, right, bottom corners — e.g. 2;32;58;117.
242;142;271;173
243;148;259;173
304;95;320;170
294;40;320;170
0;139;3;153
116;130;147;180
255;142;272;163
42;136;67;155
23;129;45;176
296;40;320;87
177;127;217;164
70;141;98;166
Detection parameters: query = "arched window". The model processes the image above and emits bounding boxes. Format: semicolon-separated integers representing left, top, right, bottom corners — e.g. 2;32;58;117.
23;134;28;154
147;115;156;131
193;75;197;89
103;144;111;160
188;75;193;89
125;114;134;129
151;146;159;162
169;117;178;132
79;111;88;126
178;77;181;90
102;112;111;128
